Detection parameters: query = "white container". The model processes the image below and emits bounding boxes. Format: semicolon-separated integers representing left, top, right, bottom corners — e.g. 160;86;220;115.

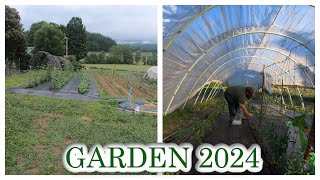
135;107;140;113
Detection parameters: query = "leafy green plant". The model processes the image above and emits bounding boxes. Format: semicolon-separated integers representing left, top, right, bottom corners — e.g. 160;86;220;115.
68;55;82;71
27;69;52;88
306;152;315;175
167;98;226;145
262;122;288;164
78;74;90;94
285;152;306;175
291;114;308;151
51;69;74;91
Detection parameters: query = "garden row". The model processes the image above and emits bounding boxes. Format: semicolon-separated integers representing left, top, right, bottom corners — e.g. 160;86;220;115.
247;102;314;175
25;68;90;94
163;98;226;146
93;69;156;100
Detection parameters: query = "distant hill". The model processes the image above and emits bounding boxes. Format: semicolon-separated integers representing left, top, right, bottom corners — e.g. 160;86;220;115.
87;32;117;52
129;43;157;53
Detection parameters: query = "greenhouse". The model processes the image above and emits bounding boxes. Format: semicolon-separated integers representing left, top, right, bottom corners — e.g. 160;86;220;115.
163;5;314;175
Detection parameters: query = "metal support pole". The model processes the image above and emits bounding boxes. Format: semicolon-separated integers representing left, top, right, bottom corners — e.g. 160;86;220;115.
296;87;305;111
193;85;206;106
281;77;285;110
278;86;285;108
112;64;115;77
206;82;219;101
211;85;222;100
209;85;220;100
209;83;222;100
261;65;265;110
200;82;212;103
285;87;294;107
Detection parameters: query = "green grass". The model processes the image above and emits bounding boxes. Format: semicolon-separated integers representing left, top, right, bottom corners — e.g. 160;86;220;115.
5;71;35;89
5;70;157;175
83;64;152;72
87;52;153;57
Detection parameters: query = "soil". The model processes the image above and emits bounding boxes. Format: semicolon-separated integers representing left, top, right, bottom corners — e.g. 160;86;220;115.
95;73;156;99
95;74;119;96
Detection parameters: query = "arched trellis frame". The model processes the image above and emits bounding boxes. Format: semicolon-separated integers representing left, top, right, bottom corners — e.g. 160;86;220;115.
192;61;305;111
164;31;314;90
191;61;281;106
164;5;315;53
214;63;306;110
185;58;302;109
165;45;313;115
163;5;315;115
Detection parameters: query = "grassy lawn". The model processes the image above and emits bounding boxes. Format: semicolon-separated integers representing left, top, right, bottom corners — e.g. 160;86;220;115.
5;71;157;174
5;71;34;89
83;63;152;72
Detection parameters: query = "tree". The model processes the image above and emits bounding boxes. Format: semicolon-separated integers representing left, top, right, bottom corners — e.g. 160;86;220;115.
34;23;65;56
27;21;66;47
67;55;82;71
27;21;47;46
109;45;134;64
5;5;28;70
66;17;87;60
135;51;141;64
59;24;66;34
151;52;157;65
98;52;106;63
122;46;134;64
84;53;98;64
142;56;147;65
109;46;122;64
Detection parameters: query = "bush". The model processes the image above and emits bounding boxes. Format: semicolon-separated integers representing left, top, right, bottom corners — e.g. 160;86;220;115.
67;55;82;71
78;74;90;94
51;69;73;91
84;53;98;64
26;69;51;88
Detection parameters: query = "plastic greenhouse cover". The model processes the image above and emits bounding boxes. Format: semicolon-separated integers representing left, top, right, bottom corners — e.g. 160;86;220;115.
147;66;157;79
163;5;314;114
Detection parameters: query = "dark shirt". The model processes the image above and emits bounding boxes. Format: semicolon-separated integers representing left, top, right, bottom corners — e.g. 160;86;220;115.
225;86;247;104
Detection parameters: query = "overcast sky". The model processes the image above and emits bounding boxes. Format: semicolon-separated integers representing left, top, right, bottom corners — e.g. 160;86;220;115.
11;5;157;44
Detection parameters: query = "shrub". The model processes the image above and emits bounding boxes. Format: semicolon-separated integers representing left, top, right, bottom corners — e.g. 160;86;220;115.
78;74;90;94
51;69;73;91
26;69;51;88
68;55;82;71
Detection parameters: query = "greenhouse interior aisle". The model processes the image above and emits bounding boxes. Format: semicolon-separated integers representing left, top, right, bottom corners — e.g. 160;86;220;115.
182;106;291;175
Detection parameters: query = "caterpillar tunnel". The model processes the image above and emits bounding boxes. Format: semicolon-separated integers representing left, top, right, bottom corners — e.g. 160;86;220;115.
162;5;315;175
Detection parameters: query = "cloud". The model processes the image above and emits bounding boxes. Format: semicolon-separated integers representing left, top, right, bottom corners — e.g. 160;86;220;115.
11;5;157;43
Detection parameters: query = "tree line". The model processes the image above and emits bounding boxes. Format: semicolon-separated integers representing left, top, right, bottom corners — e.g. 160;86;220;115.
5;6;157;71
84;47;157;65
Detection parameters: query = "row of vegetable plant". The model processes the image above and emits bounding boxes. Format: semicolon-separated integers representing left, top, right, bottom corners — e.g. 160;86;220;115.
51;69;74;91
26;69;52;88
78;74;90;94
